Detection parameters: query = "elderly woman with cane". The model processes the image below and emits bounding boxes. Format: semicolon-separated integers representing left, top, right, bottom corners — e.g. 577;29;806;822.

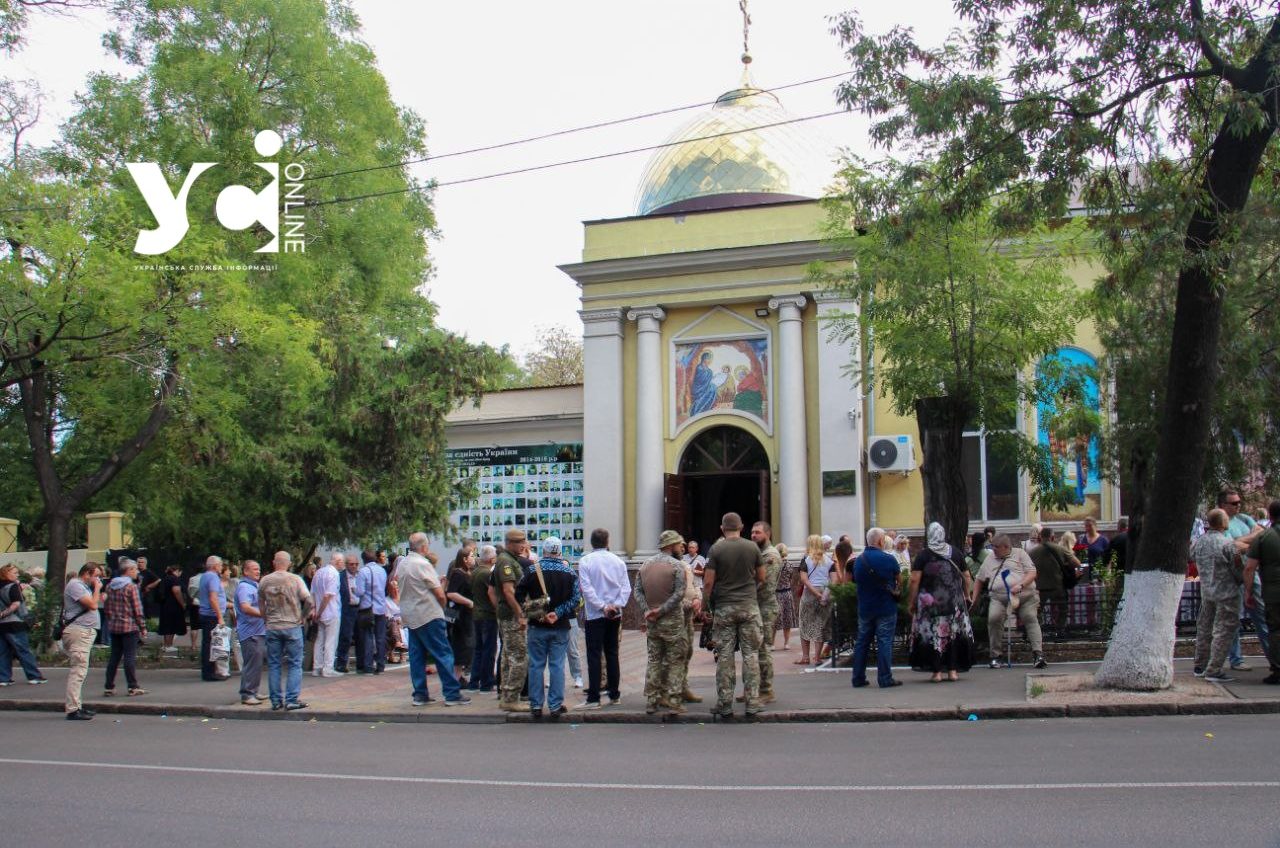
972;534;1045;669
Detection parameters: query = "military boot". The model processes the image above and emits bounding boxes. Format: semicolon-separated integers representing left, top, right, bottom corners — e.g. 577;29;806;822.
682;687;702;703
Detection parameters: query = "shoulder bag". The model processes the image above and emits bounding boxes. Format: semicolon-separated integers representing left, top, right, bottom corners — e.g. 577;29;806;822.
521;561;551;623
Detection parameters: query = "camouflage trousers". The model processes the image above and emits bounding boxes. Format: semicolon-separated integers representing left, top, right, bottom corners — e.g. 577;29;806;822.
1194;596;1241;676
498;618;528;704
758;608;778;697
644;613;690;709
712;605;762;712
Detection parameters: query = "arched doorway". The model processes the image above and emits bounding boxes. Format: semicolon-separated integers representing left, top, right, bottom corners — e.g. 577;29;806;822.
665;426;770;551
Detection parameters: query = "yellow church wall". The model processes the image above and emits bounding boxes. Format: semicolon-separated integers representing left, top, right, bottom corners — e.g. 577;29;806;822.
581;201;826;262
869;252;1115;532
801;298;824;538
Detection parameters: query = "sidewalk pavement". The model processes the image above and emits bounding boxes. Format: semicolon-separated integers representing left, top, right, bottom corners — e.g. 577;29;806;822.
3;632;1277;724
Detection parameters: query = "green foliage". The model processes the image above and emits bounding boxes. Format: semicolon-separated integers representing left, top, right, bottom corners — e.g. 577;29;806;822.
1091;163;1280;502
0;0;506;566
816;165;1084;518
828;570;911;633
830;2;1280;589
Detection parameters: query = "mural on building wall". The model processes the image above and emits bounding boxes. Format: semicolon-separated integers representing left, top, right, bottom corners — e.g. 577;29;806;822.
1037;348;1102;521
675;337;769;430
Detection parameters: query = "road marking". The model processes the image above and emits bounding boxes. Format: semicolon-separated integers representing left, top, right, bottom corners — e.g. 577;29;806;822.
0;758;1276;793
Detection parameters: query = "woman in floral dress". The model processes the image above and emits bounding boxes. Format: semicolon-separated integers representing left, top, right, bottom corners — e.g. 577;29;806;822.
907;522;975;682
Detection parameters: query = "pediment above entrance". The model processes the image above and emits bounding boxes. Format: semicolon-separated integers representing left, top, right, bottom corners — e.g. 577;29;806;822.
670;305;769;342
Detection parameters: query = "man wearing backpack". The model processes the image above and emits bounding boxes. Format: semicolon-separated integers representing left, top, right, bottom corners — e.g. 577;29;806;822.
0;563;47;687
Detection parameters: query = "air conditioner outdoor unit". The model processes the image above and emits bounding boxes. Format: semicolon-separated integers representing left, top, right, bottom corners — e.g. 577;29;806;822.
867;434;915;474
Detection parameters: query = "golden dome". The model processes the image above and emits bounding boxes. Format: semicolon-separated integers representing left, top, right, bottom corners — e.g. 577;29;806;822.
634;71;834;216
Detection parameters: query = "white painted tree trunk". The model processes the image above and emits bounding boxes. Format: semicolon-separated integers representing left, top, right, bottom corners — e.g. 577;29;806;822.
1095;570;1186;691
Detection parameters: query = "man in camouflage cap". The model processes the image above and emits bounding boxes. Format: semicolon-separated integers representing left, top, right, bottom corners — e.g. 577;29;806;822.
491;528;529;712
634;530;689;716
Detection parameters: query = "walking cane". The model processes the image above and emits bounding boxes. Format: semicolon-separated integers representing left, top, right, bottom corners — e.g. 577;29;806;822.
1000;569;1014;668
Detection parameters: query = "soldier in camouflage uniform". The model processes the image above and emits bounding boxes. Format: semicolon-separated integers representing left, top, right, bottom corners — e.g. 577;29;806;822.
703;512;765;718
679;551;703;704
750;521;782;704
634;530;690;715
491;529;529;711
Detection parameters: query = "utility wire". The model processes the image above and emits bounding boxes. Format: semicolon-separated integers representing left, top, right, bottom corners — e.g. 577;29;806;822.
301;70;853;183
0;74;854;215
301;109;848;209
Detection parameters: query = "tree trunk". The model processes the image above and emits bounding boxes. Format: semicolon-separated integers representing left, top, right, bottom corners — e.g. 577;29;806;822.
44;509;72;601
18;363;180;591
1098;56;1278;688
914;396;972;548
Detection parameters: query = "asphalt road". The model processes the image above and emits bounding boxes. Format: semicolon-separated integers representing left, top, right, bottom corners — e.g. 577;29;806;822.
2;712;1278;847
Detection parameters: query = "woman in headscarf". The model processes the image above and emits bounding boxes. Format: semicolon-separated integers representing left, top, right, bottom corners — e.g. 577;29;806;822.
891;534;912;570
907;523;975;682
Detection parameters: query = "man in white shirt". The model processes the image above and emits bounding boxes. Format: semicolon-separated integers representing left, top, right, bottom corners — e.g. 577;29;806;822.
399;532;471;707
575;528;631;709
310;554;342;678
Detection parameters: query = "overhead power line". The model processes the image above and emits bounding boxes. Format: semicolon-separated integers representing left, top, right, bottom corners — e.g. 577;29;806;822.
301;109;848;209
301;70;853;183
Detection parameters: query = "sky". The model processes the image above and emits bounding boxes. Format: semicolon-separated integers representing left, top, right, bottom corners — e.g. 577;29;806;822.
13;0;958;356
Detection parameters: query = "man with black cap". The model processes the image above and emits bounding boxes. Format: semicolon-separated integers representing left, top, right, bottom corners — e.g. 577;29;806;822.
703;512;765;719
635;530;689;716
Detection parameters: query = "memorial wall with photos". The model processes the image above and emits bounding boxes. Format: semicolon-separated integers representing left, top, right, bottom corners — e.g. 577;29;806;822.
447;443;586;559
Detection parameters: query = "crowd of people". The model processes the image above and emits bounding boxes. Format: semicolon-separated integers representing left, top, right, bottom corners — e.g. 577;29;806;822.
5;491;1277;721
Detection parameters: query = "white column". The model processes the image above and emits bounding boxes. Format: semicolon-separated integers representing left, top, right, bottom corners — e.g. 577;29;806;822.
814;291;866;546
769;295;810;551
627;306;666;557
580;308;626;551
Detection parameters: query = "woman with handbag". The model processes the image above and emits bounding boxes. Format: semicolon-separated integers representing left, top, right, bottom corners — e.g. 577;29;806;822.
796;534;832;665
907;523;975;682
445;547;477;685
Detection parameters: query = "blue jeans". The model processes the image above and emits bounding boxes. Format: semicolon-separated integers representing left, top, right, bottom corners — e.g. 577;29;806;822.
471;618;498;690
566;618;582;680
1229;579;1272;666
851;611;897;688
408;619;461;702
265;627;304;706
0;629;43;682
526;626;569;711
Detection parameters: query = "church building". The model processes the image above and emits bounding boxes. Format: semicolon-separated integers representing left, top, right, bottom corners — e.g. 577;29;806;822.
446;61;1116;560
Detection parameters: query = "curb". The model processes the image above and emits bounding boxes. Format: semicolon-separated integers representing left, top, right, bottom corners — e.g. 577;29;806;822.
0;699;505;724
5;697;1277;724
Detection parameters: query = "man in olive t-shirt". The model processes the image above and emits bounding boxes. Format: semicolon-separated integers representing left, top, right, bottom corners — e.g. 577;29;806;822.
703;512;765;718
1244;500;1280;684
469;545;498;691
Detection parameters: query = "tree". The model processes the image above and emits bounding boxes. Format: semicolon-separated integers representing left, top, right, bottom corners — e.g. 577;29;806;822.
0;0;501;585
1094;172;1280;525
519;324;584;387
818;166;1081;544
832;1;1280;689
